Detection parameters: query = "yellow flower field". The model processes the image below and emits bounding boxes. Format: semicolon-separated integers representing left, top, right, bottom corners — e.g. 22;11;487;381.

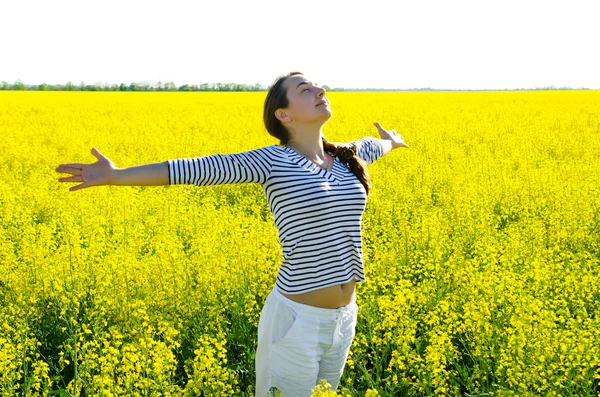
1;90;599;396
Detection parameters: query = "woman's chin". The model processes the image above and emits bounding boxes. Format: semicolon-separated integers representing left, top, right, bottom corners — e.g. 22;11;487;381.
317;107;332;116
319;111;332;121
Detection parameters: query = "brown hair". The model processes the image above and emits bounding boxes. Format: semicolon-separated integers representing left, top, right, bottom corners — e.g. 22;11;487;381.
263;71;373;196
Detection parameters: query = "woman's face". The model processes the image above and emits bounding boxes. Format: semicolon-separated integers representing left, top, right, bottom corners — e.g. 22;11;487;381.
276;74;331;126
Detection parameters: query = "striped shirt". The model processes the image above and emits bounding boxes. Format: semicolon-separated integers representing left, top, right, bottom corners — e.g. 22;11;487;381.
167;136;385;294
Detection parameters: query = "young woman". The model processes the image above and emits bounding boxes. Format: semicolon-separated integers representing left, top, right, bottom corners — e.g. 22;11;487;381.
55;71;409;396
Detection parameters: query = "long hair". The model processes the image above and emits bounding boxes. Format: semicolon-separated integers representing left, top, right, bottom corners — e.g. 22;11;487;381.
263;71;373;196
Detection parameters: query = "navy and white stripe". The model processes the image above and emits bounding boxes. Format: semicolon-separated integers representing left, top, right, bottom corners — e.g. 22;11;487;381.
168;136;385;294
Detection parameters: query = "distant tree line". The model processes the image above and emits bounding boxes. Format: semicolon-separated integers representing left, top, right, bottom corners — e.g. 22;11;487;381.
0;80;335;92
0;79;593;92
345;86;593;91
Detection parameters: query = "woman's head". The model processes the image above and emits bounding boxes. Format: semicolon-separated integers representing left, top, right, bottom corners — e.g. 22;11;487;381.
263;71;331;145
263;71;373;197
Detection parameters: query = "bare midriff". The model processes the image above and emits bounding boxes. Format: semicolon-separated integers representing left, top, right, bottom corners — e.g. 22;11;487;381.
281;277;359;309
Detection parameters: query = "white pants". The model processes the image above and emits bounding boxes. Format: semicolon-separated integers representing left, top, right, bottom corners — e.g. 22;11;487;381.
255;285;359;397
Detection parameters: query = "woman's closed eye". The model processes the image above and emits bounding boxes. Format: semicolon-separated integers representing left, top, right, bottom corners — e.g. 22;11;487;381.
302;82;319;93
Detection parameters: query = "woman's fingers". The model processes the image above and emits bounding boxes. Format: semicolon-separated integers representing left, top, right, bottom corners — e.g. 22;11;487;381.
69;181;90;192
56;163;85;170
58;175;84;183
56;167;81;175
55;150;110;192
57;175;91;191
373;121;385;131
55;165;85;177
90;147;104;160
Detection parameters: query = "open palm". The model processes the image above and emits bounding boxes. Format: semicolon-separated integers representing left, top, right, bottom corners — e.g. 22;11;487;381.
373;121;410;149
55;148;117;192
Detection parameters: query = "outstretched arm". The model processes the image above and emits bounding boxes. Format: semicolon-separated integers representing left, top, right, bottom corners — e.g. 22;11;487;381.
339;123;409;167
167;145;275;186
56;145;275;192
112;162;169;186
377;138;394;156
346;136;386;165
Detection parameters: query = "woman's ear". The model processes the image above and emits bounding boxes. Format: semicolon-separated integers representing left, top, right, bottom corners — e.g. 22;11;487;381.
275;109;291;123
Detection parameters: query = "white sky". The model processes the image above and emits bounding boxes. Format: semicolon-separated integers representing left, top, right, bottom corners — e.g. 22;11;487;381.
1;0;598;90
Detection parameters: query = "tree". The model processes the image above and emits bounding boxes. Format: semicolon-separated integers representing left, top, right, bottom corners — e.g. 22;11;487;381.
14;80;26;90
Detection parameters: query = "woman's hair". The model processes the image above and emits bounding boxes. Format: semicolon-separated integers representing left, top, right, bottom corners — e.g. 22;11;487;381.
263;71;373;196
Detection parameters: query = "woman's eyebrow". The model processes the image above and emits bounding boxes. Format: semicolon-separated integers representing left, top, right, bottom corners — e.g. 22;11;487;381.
296;81;317;90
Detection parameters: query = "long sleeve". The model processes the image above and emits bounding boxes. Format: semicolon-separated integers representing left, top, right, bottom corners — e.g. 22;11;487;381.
167;145;275;186
347;136;385;166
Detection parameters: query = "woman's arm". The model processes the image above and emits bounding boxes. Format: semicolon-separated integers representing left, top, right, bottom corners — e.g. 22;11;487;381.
112;145;276;186
167;145;275;186
111;161;169;186
56;145;275;192
346;136;386;165
378;138;394;156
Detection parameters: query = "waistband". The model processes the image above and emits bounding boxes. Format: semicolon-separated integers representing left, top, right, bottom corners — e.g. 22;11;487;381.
271;286;357;320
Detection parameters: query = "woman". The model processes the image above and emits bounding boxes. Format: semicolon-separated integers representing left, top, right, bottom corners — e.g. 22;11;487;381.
55;71;409;396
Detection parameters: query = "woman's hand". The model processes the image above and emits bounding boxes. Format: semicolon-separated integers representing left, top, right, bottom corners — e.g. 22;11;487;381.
55;148;117;192
373;121;410;149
